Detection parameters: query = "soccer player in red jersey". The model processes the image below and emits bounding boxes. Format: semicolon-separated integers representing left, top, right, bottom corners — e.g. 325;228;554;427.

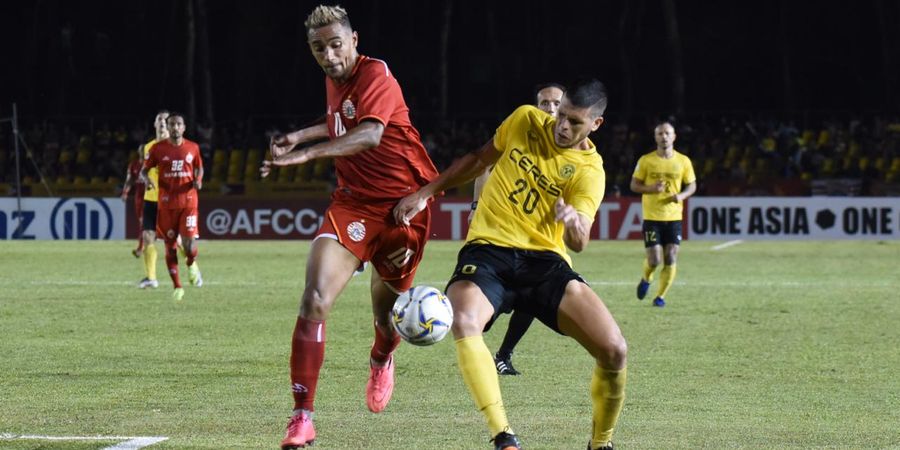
260;5;439;449
122;146;147;258
140;113;204;301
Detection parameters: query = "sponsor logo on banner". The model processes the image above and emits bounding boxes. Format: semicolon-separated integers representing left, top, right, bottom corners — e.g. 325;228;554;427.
0;198;124;240
688;197;900;240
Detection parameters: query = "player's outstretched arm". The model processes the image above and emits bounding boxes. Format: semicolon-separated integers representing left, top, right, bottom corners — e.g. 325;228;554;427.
394;139;501;226
270;123;330;159
261;121;384;177
555;198;593;253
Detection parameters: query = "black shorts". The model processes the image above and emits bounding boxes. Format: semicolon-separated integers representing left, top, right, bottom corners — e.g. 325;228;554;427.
642;220;682;248
446;243;585;335
142;200;158;232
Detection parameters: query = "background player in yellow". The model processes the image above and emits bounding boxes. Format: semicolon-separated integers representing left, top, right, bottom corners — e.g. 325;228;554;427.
630;121;696;307
394;79;626;450
137;111;169;289
470;82;565;376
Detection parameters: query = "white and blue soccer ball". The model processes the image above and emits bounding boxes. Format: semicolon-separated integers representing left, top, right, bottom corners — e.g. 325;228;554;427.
391;285;453;346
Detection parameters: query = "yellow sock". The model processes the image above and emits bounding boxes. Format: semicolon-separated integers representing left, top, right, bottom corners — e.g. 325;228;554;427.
658;264;677;298
642;259;656;282
456;335;511;437
144;245;158;280
590;366;627;448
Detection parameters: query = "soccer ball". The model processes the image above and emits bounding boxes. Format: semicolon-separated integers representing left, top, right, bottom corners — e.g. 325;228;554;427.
391;285;453;346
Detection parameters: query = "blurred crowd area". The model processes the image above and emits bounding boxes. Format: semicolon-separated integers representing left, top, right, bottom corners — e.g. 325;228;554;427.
3;114;900;197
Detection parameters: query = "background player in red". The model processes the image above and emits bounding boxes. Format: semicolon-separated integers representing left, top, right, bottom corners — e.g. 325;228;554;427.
121;145;146;258
141;113;204;301
259;5;439;449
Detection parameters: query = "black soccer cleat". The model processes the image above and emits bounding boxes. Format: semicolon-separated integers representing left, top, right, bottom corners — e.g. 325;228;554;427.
587;441;614;450
494;354;521;376
492;432;522;450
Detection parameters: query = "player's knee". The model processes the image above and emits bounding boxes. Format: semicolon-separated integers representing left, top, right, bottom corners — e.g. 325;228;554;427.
603;334;628;369
299;287;335;319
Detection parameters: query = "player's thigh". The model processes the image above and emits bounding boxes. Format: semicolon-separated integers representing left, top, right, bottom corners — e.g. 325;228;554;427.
156;208;180;242
177;207;200;241
557;281;627;369
446;280;498;338
303;236;362;308
370;205;431;293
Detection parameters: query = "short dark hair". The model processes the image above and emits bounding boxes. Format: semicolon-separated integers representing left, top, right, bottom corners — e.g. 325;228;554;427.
166;112;185;123
566;79;608;117
534;82;566;99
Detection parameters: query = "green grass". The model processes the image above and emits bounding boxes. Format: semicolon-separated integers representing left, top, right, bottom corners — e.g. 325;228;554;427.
1;240;899;449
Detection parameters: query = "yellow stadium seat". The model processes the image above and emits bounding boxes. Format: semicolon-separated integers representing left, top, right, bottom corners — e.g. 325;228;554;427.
73;176;88;185
277;165;296;183
90;176;105;184
890;157;900;172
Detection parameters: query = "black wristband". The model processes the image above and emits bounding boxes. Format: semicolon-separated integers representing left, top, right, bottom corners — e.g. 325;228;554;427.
470;201;478;211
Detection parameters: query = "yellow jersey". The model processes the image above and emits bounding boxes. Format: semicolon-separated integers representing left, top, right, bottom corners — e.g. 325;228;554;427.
632;149;696;221
467;105;605;265
142;139;161;202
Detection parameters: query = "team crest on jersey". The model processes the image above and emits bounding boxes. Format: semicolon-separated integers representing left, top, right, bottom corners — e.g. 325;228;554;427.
560;164;576;179
347;221;366;242
342;98;356;119
185;153;194;164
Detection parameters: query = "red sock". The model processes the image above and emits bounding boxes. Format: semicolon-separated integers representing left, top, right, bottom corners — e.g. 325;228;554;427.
370;321;400;365
186;246;198;266
290;317;326;412
165;242;181;288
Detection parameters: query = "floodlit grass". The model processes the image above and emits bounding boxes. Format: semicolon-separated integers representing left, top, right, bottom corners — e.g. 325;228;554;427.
1;239;898;449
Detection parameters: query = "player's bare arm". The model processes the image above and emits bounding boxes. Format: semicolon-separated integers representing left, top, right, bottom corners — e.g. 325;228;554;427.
555;197;593;252
629;177;665;194
672;181;696;203
270;122;330;158
140;166;155;190
394;139;501;225
261;121;384;177
194;166;204;191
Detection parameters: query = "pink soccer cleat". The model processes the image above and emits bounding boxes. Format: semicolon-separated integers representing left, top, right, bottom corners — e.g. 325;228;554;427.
281;412;315;449
365;356;395;413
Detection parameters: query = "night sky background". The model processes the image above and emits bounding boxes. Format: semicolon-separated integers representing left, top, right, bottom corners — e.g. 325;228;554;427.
2;0;899;126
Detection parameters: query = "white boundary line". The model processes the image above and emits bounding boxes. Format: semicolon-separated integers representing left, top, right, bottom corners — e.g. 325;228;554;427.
711;239;744;251
0;434;167;449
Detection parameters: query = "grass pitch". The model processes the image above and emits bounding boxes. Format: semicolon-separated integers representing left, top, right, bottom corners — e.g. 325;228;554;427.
1;239;898;449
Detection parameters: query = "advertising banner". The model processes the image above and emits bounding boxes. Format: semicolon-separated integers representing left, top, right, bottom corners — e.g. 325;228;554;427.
688;197;900;240
1;197;125;240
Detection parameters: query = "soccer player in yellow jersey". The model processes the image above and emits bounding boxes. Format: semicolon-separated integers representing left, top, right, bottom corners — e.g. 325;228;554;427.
137;110;169;289
476;82;565;377
630;121;696;307
395;79;626;450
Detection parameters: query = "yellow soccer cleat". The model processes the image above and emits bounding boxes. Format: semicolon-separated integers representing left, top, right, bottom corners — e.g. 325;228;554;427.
172;287;185;301
188;263;203;287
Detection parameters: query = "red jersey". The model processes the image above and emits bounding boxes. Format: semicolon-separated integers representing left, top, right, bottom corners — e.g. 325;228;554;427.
325;55;438;202
127;159;145;199
144;138;203;209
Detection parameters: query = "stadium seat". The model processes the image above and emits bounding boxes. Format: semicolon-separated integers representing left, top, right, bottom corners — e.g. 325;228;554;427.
73;175;88;185
702;158;717;177
820;158;836;177
244;148;262;182
210;149;228;183
312;159;333;180
294;160;313;182
226;149;246;184
890;157;900;172
277;165;296;183
90;175;105;184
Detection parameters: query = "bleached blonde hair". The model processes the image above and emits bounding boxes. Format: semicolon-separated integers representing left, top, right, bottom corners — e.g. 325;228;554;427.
305;5;352;32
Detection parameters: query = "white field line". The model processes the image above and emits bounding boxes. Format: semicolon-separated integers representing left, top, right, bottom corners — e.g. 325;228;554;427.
711;239;744;251
4;277;895;289
0;434;167;449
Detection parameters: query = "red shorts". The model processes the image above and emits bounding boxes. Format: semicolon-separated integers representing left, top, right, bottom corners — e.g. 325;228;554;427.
317;199;431;292
157;206;200;241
